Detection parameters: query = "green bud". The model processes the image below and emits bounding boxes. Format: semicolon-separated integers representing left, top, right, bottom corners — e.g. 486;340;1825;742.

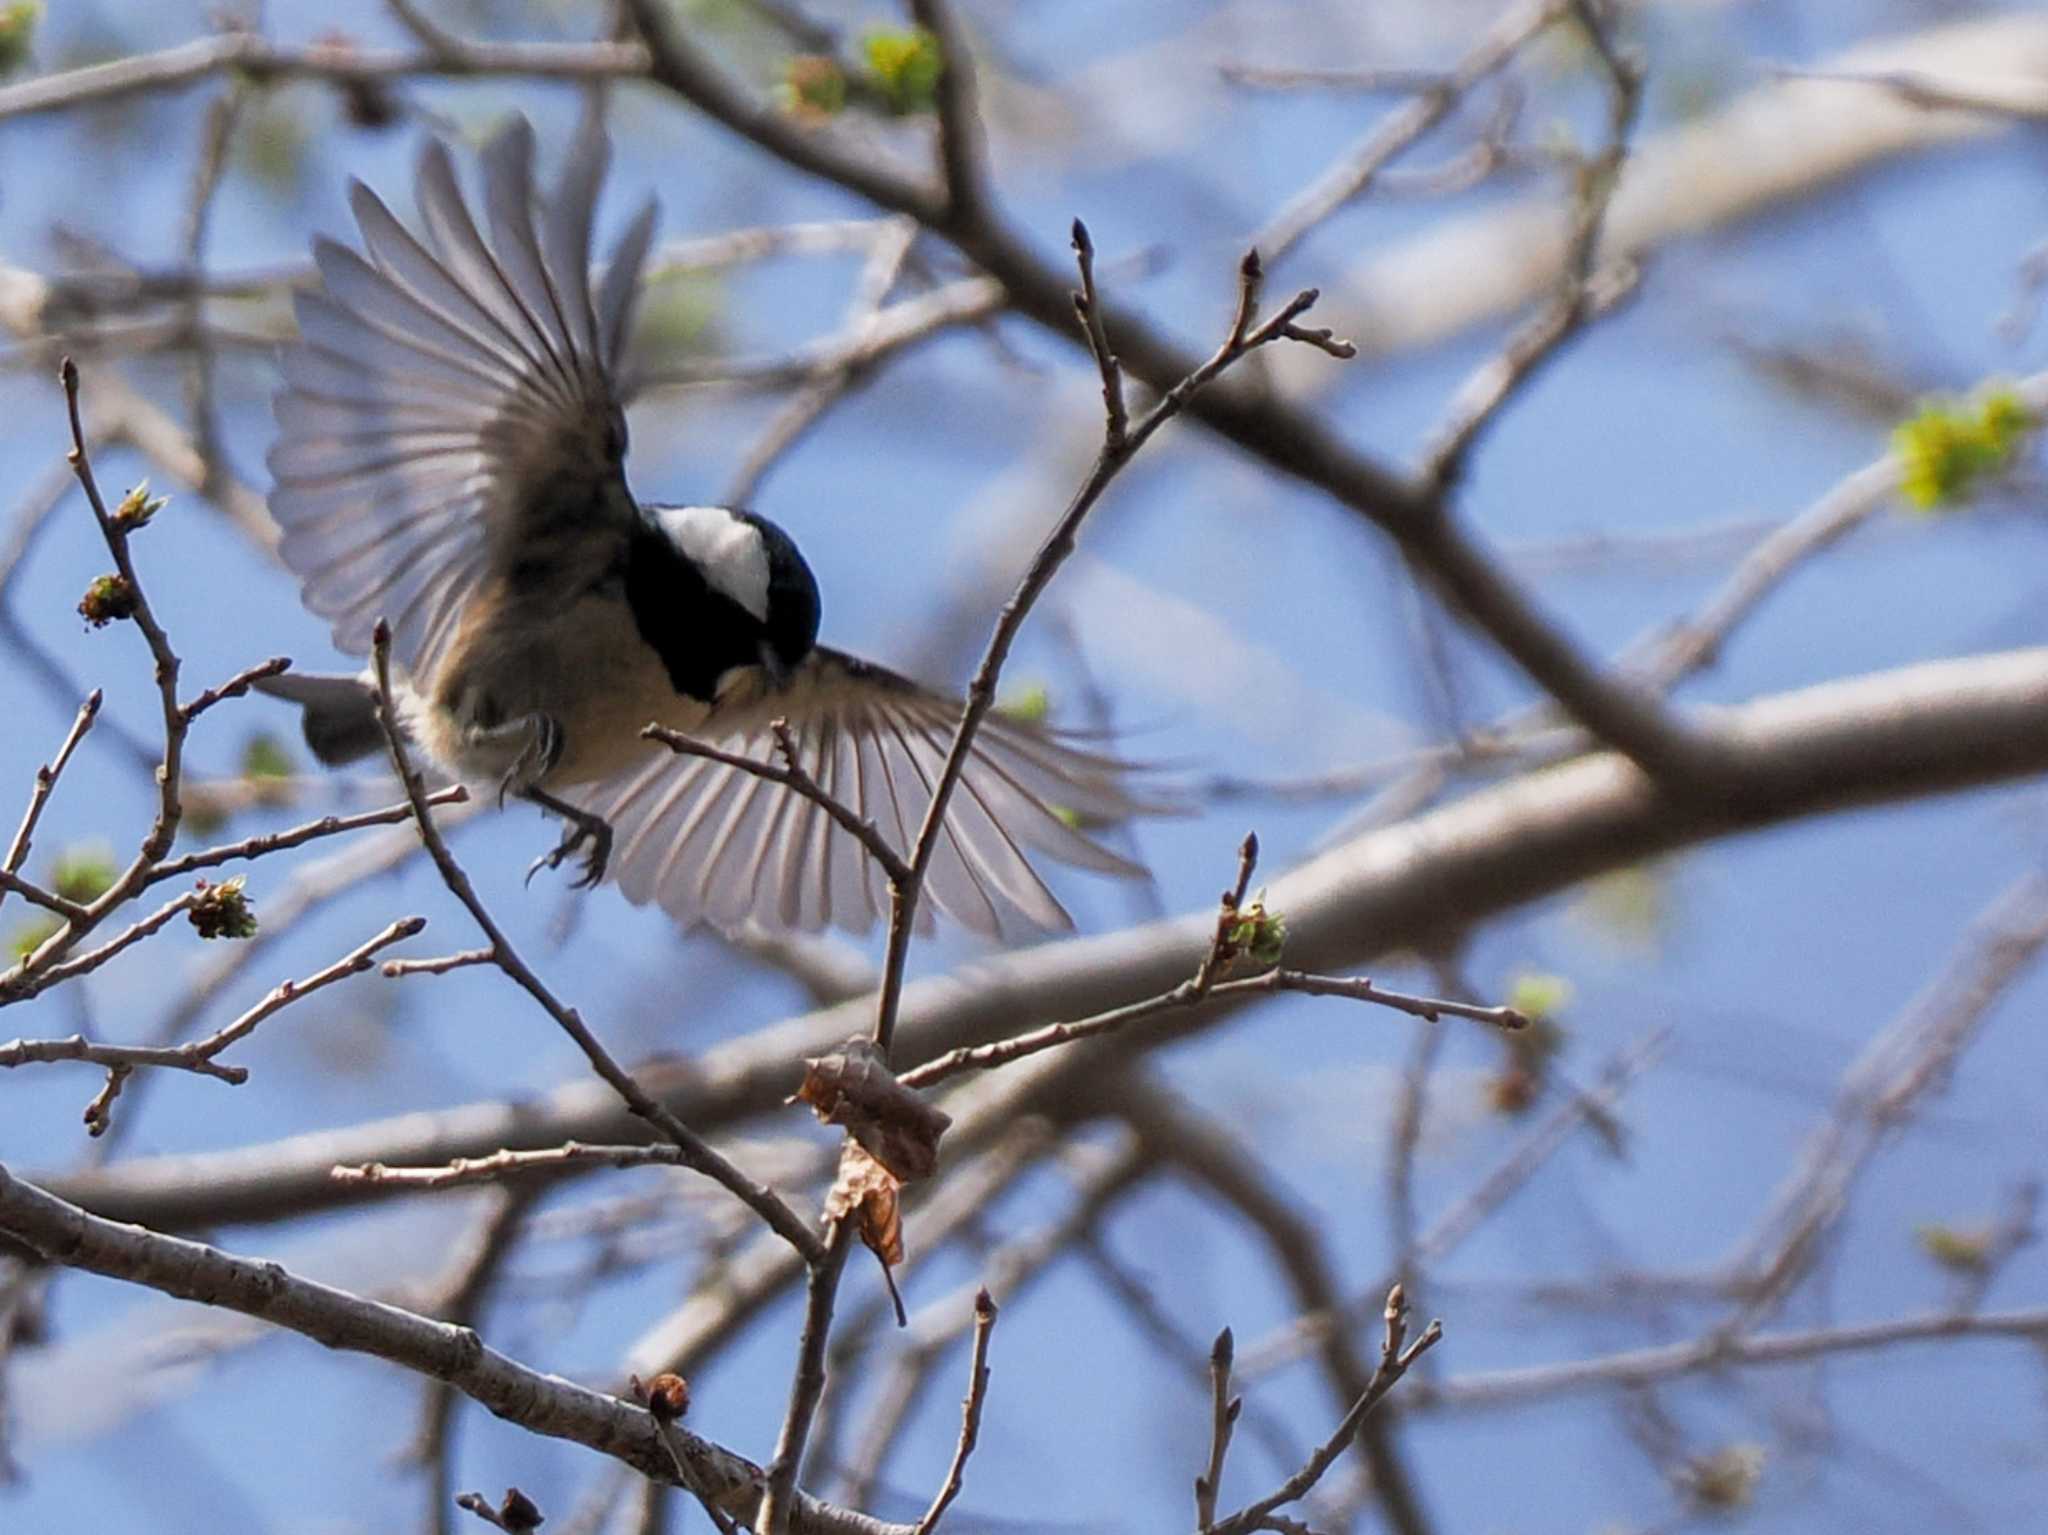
1892;385;2038;513
189;875;258;940
997;682;1051;724
8;912;60;962
1222;889;1286;973
861;25;942;115
1506;971;1573;1023
781;53;848;118
1914;1221;1991;1273
114;479;168;529
51;842;116;904
0;3;40;79
239;732;298;808
78;573;138;628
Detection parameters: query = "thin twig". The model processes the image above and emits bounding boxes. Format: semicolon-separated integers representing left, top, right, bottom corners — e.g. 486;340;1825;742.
334;1140;707;1190
0;33;651;123
1;689;101;907
1206;1287;1442;1535
901;966;1524;1092
147;785;472;884
911;1288;996;1535
1;916;422;1133
756;1223;855;1535
1767;62;2048;122
1251;0;1573;264
382;948;495;979
1069;221;1127;448
1193;1327;1239;1529
1420;0;1644;486
872;239;1353;1057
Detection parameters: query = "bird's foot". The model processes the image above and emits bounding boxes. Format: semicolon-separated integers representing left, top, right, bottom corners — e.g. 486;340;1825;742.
522;789;613;890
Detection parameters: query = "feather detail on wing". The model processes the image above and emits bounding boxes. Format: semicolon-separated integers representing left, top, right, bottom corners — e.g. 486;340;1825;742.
267;113;657;681
571;649;1173;940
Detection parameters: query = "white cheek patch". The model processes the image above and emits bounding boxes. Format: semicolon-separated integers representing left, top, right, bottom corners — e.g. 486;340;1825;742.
655;505;772;622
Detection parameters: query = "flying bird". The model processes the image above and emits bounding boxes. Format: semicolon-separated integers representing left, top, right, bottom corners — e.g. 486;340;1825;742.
256;115;1159;939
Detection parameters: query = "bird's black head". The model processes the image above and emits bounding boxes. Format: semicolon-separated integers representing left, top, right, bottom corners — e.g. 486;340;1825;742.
743;511;822;681
631;504;821;702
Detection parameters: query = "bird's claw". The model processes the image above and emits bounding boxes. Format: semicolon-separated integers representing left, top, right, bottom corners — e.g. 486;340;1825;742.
524;809;613;890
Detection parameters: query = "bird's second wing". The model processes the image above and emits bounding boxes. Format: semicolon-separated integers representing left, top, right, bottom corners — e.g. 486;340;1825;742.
267;114;658;681
574;649;1169;940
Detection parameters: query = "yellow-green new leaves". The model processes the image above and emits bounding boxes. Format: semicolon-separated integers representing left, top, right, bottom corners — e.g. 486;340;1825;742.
1506;971;1573;1024
8;913;58;962
1219;889;1287;974
0;2;39;78
77;574;137;628
781;54;848;120
1892;386;2038;513
1915;1221;1993;1273
114;480;168;530
189;876;258;940
995;681;1051;725
51;843;116;904
861;25;942;114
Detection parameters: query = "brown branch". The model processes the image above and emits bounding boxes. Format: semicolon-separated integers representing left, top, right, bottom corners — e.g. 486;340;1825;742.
41;646;2048;1234
1193;1327;1240;1529
899;966;1522;1092
0;688;100;909
382;948;495;979
1769;62;2048;121
1204;1287;1442;1535
412;1183;546;1535
178;654;291;725
0;1163;907;1535
147;785;472;884
907;0;988;227
1421;0;1644;486
1251;0;1573;264
334;1140;708;1190
0;32;651;123
618;0;1722;786
756;1224;856;1535
872;237;1354;1056
369;625;824;1265
910;1288;996;1535
1;915;422;1135
1410;1305;2048;1411
1114;1076;1435;1535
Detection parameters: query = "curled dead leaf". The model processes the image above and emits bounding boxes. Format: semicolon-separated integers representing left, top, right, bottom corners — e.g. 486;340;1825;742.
792;1035;951;1182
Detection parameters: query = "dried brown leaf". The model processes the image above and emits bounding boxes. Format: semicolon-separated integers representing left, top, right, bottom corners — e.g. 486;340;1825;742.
826;1141;905;1267
792;1035;951;1182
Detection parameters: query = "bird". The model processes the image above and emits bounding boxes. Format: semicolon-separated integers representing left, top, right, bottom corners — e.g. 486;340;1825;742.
254;113;1162;940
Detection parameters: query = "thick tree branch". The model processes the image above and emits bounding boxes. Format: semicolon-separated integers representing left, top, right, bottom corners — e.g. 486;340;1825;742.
38;645;2048;1231
0;1163;908;1535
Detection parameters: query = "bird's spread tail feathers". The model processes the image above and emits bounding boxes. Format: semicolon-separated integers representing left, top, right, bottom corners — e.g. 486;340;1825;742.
252;671;385;767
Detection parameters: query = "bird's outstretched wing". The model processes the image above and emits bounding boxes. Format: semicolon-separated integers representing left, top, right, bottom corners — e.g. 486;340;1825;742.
267;114;658;681
573;649;1169;939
